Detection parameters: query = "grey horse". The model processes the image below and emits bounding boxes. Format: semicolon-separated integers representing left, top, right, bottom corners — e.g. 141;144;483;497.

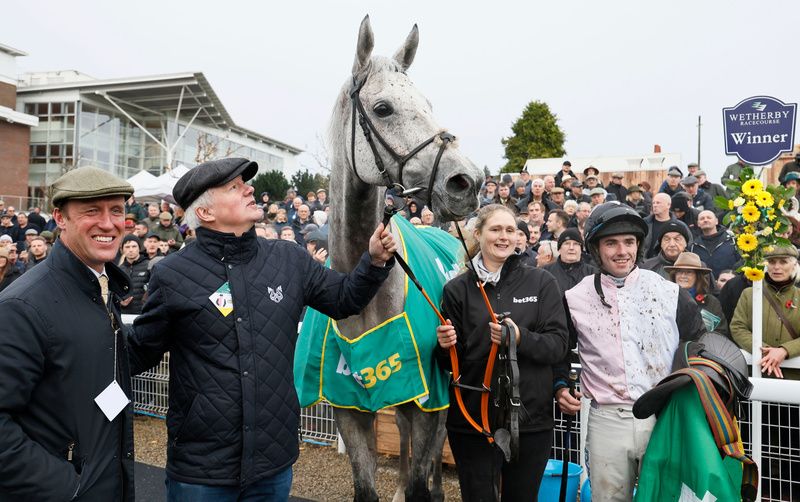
327;16;483;502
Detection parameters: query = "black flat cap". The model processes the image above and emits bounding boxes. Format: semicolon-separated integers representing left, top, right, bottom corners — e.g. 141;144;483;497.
173;158;258;208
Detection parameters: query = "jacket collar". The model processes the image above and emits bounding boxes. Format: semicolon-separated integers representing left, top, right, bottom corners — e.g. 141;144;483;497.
48;239;131;299
195;225;258;264
557;258;583;271
600;265;640;288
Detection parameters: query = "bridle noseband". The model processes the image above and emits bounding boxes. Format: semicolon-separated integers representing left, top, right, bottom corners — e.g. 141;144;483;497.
349;74;455;209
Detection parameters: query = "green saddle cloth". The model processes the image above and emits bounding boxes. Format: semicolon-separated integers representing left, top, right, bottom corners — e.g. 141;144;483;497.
294;215;460;412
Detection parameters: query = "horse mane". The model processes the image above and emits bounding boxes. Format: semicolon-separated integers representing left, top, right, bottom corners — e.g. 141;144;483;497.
327;56;405;174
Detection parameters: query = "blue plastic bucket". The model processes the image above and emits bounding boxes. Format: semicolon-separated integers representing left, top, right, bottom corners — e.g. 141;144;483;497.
537;459;582;501
581;477;591;501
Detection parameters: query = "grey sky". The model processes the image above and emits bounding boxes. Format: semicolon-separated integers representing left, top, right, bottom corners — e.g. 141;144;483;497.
5;0;799;182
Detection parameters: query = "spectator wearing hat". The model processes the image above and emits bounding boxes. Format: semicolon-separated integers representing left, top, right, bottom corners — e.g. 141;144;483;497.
582;165;600;178
637;181;653;213
0;212;19;243
588;187;607;207
670;192;700;232
642;220;693;279
315;188;328;209
554;160;577;187
304;230;328;264
515;219;537;267
567;180;590;204
26;206;47;232
118;234;149;315
642;193;677;259
518;168;533;198
778;152;800;184
297;222;319;246
124;218;136;236
686;162;699;177
481;179;498;206
154;211;183;251
605;172;628;203
142;232;164;267
127;157;397;499
659;167;685;197
689;210;741;280
513;180;530;208
542;229;596;293
0;166;137;500
665;251;728;338
549;187;566;209
625;185;648;218
22;227;39;252
680;175;713;212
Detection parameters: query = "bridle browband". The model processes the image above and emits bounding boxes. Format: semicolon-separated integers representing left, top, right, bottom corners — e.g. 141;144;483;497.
349;74;455;208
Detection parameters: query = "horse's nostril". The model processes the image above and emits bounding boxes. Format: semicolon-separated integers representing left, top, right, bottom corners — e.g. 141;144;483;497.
446;174;471;193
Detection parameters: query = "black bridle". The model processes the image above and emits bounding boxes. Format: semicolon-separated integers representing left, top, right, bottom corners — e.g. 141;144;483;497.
349;75;455;209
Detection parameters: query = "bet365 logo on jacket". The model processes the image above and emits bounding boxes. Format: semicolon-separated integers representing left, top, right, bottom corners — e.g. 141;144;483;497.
513;295;537;304
268;285;284;304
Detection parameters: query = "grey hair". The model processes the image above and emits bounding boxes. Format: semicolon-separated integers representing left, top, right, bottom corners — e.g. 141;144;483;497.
183;190;214;230
538;240;559;259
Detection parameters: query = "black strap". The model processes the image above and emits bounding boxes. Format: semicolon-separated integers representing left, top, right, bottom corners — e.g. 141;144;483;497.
594;273;612;308
763;289;800;340
506;321;521;462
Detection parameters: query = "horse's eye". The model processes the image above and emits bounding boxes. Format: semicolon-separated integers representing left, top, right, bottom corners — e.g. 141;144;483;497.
373;102;394;118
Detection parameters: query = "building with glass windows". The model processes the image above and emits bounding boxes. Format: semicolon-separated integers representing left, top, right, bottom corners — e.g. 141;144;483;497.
12;68;301;205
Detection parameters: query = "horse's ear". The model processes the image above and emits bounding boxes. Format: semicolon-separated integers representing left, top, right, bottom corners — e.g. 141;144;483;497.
393;24;419;72
352;15;374;76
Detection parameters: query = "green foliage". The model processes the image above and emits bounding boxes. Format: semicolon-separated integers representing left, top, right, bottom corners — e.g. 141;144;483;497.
291;169;330;198
250;170;290;201
500;101;566;173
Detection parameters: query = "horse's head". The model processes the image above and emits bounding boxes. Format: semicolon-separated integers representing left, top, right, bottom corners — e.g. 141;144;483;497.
335;16;483;221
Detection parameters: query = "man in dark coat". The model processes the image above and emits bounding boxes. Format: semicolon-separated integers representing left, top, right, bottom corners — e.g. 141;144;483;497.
641;220;692;279
554;160;577;187
119;234;150;315
26;206;47;231
542;229;596;293
128;158;398;499
605;172;629;203
0;167;136;501
689;210;741;280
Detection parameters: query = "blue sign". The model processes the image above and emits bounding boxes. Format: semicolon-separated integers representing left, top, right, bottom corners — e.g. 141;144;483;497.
723;96;796;165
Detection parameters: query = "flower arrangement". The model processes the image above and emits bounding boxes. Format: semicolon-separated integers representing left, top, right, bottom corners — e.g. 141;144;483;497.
715;166;794;282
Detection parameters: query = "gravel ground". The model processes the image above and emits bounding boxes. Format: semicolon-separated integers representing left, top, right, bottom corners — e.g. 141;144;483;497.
134;415;463;500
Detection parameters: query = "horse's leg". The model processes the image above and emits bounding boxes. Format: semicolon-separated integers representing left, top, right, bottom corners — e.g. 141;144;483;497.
392;409;411;502
429;410;448;502
398;405;448;502
333;407;379;502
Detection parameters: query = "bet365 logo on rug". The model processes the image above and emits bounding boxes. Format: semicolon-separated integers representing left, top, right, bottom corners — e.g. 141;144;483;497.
336;353;402;389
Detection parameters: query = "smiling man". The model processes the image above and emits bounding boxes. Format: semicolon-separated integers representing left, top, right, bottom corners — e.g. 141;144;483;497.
127;158;397;500
553;202;704;502
0;167;136;501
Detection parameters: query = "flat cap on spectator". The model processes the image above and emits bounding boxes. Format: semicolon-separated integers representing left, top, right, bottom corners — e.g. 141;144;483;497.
551;187;565;194
681;175;699;186
667;166;683;177
40;230;54;241
612;172;624;179
144;231;162;241
764;245;799;259
300;223;319;235
627;184;642;193
173;158;258;209
485;179;497;187
560;175;573;185
25;228;38;236
0;234;12;243
159;211;173;220
125;213;137;222
695;169;707;177
501;174;513;185
687;162;699;168
558;228;583;249
589;187;607;196
570;180;583;188
51;166;134;207
585;174;599;182
305;230;326;243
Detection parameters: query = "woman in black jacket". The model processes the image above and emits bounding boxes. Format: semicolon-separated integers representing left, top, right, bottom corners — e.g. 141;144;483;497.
665;251;729;338
118;234;150;314
435;204;569;501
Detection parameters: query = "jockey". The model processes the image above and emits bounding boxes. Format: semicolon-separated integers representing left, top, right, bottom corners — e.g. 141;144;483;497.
553;201;705;502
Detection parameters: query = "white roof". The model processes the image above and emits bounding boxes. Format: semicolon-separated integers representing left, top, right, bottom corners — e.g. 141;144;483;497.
523;152;683;176
0;43;26;57
0;105;38;127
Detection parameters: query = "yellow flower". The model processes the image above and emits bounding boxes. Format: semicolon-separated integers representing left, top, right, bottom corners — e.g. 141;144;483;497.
728;200;734;210
775;221;781;230
737;233;758;252
761;226;773;236
756;191;774;208
742;204;760;223
744;225;756;234
733;197;746;207
743;267;765;282
742;179;763;196
765;246;775;252
779;199;786;209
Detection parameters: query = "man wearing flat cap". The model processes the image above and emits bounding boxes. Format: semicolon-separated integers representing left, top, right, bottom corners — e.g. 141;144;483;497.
127;157;398;499
0;166;137;501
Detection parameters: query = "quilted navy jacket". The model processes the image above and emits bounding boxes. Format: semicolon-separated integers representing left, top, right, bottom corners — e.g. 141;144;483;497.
128;226;394;486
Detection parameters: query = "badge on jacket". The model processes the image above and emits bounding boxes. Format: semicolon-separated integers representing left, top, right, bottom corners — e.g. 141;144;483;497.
210;281;234;317
268;285;283;304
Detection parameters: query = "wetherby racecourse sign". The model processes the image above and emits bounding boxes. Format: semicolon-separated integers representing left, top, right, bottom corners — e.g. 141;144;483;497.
723;96;797;165
722;96;797;166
